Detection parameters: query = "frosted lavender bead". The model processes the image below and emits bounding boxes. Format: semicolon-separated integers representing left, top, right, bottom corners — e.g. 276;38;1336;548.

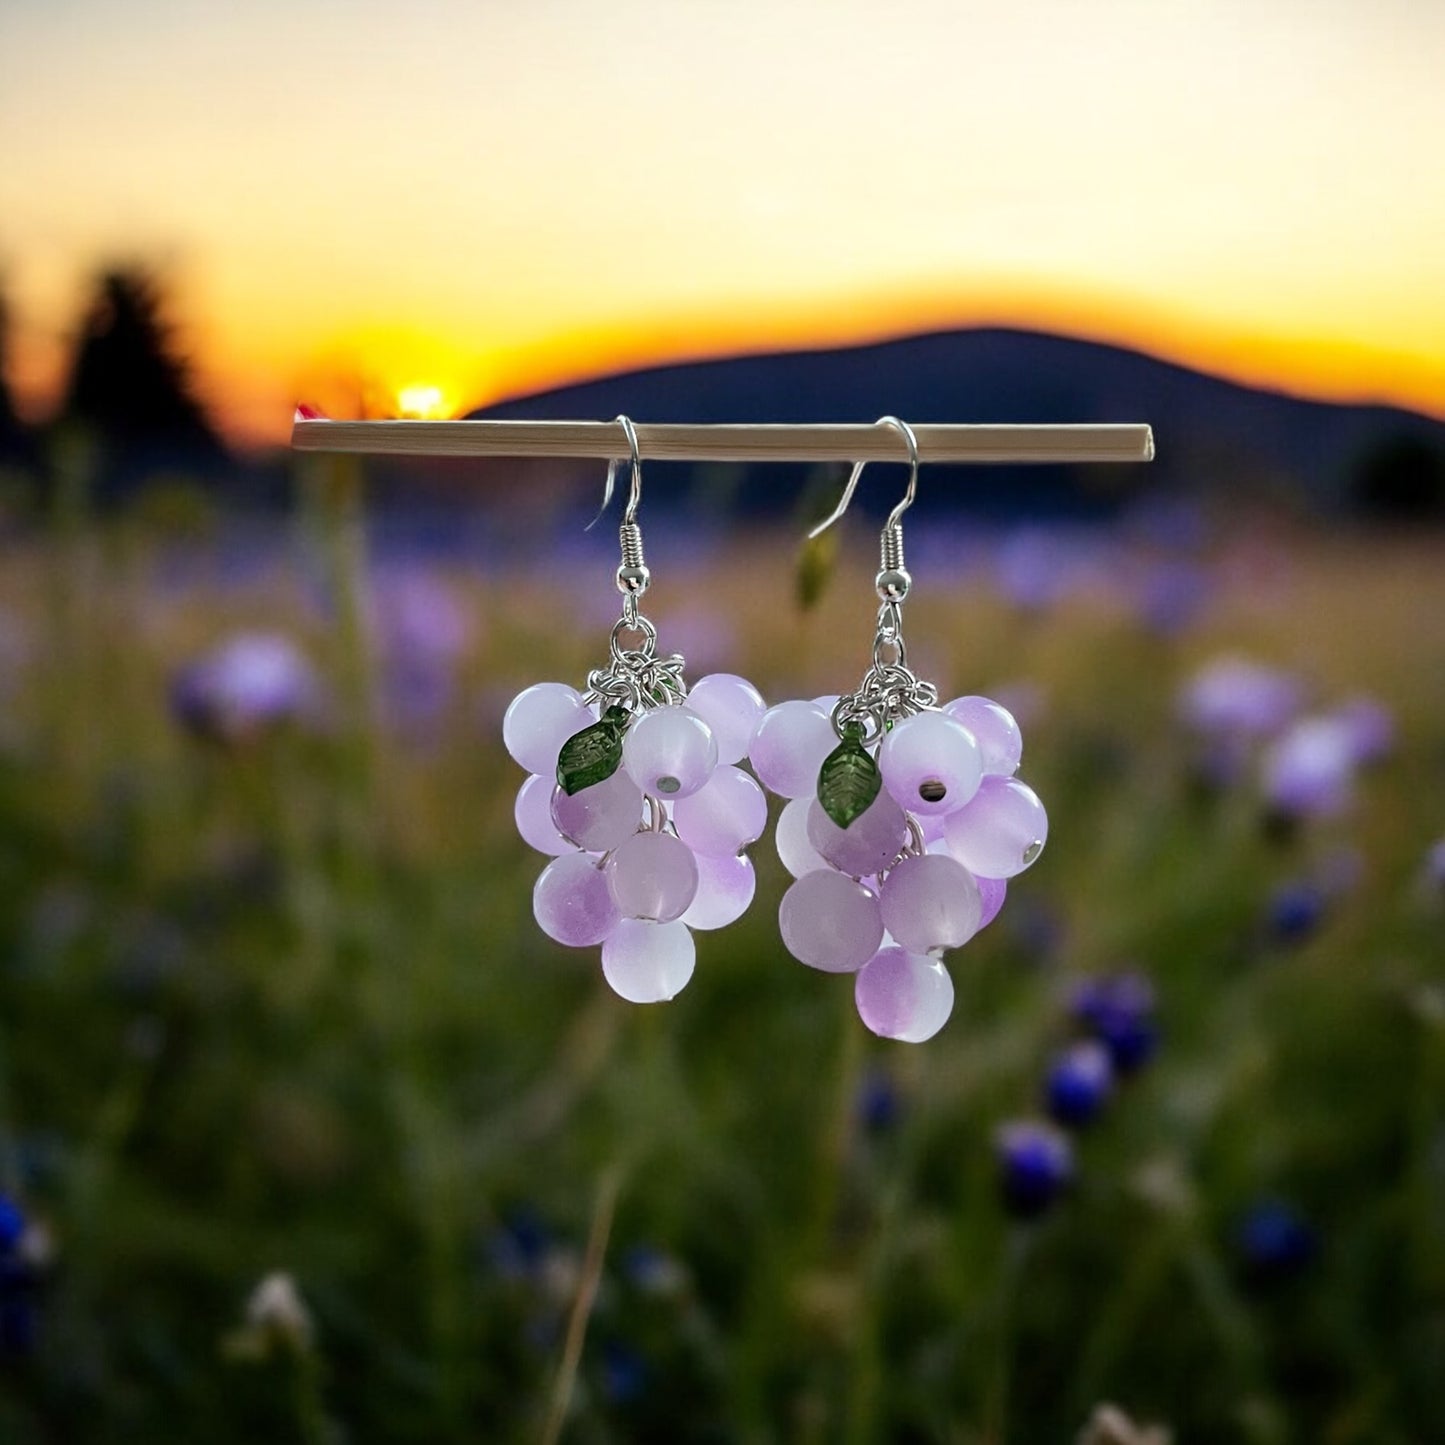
515;774;571;855
684;674;766;766
605;831;699;921
533;852;620;947
879;852;983;955
503;682;594;777
682;851;756;930
601;919;695;1003
622;707;718;799
978;874;1008;930
672;765;768;856
779;871;884;973
776;796;828;878
879;711;984;816
944;696;1023;776
749;701;837;799
943;777;1049;879
807;793;908;878
854;947;955;1042
550;769;645;852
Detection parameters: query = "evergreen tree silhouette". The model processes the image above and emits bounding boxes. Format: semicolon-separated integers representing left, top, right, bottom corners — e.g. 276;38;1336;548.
61;267;227;485
0;285;34;467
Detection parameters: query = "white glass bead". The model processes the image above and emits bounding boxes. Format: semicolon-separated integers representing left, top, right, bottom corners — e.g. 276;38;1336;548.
778;870;884;973
776;796;828;878
515;774;571;855
944;696;1023;776
943;777;1049;879
749;701;837;799
671;766;768;856
604;831;700;921
878;711;984;816
854;947;955;1042
807;794;908;878
682;851;756;930
879;852;983;955
601;920;696;1003
533;852;620;947
684;674;766;766
622;707;718;799
502;682;594;777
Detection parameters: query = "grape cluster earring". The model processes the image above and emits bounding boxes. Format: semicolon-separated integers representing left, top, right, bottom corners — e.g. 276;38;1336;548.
504;418;768;1003
747;418;1049;1042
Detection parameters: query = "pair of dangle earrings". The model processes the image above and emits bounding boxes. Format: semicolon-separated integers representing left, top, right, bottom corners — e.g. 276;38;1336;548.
504;416;1048;1041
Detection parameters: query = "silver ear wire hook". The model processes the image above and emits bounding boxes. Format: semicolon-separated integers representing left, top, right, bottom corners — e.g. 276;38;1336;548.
807;416;919;604
587;415;651;624
587;414;644;529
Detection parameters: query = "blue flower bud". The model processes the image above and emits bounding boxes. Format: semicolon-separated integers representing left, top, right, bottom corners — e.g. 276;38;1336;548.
1044;1042;1114;1128
995;1120;1074;1218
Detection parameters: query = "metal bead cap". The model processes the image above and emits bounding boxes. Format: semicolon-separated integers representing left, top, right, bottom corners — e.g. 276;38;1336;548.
876;567;911;602
616;564;651;594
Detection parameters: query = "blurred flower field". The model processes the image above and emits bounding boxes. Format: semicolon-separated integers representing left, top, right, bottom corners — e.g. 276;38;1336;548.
0;467;1442;1443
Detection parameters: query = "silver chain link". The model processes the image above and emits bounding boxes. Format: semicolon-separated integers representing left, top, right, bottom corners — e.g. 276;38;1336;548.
830;600;938;744
584;610;689;714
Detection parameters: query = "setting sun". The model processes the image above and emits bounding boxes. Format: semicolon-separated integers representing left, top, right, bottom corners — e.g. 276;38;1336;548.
395;384;449;420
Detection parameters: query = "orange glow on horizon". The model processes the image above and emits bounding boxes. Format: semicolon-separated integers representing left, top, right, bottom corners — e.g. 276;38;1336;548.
202;277;1445;452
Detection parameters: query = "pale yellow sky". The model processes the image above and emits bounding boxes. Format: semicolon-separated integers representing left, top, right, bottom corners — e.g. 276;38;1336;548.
2;0;1443;444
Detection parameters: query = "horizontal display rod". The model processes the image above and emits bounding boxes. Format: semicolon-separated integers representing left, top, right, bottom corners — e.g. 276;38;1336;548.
291;418;1154;465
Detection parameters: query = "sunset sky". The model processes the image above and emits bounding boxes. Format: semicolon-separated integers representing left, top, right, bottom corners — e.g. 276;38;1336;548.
2;0;1443;448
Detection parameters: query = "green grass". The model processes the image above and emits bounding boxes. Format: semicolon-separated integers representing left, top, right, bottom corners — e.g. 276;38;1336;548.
0;483;1442;1443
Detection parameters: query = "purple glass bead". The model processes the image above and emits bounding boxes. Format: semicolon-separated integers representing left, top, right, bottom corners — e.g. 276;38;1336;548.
943;777;1048;879
604;831;699;922
503;682;595;777
775;796;828;878
879;852;982;955
684;674;766;765
622;707;718;799
601;920;695;1003
977;874;1008;930
878;710;984;816
681;851;755;930
671;766;767;856
549;769;645;853
943;695;1023;776
779;871;883;973
533;852;621;947
854;946;955;1042
807;793;908;878
515;775;571;856
749;701;837;799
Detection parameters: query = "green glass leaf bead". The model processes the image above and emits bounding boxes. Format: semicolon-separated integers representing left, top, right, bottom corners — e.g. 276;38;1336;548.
817;723;882;829
557;705;631;796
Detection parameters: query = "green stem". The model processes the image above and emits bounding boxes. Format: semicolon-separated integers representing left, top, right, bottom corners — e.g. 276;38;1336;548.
539;1165;624;1445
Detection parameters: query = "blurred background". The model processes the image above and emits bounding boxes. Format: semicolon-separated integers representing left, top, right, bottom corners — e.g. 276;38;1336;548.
1;1;1443;1440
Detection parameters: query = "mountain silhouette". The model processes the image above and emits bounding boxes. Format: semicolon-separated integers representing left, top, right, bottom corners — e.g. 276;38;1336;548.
470;328;1445;521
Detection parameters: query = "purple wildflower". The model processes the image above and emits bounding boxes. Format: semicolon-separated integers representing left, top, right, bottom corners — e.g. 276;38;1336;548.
170;633;319;744
1044;1041;1114;1128
995;1119;1075;1218
1261;716;1356;821
1267;881;1326;944
1071;973;1158;1075
1235;1199;1317;1286
1178;656;1301;741
1326;695;1394;766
